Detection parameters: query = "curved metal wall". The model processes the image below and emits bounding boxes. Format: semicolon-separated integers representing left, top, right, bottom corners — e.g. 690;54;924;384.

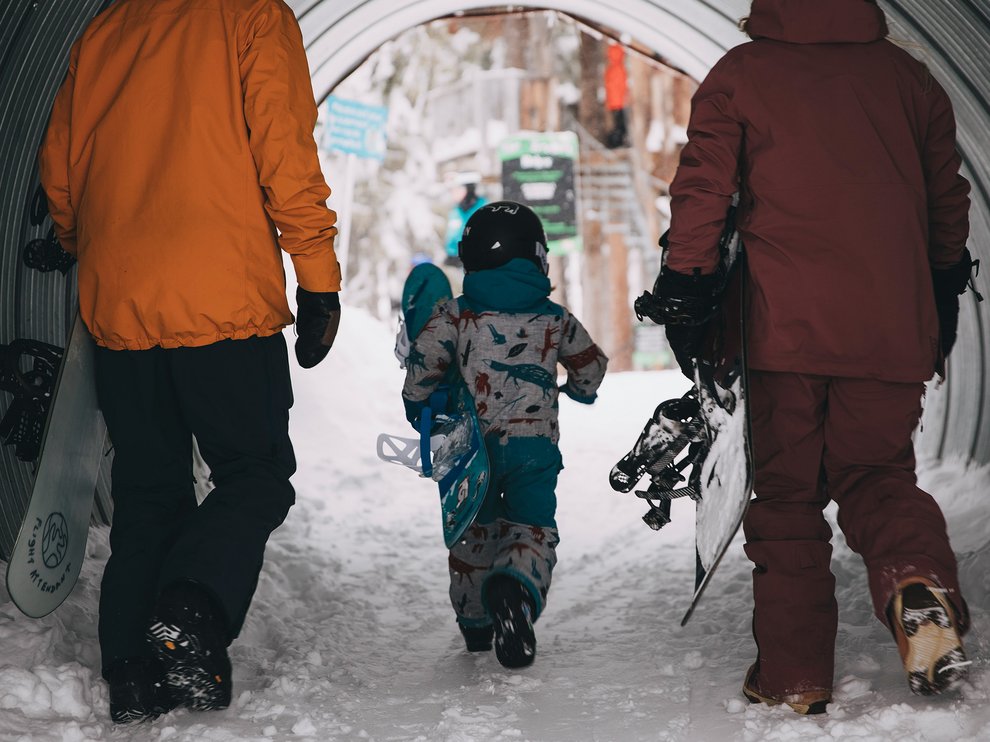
0;0;112;559
881;1;990;462
0;0;987;557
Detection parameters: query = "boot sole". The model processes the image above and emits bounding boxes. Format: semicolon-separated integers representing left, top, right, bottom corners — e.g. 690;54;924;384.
742;664;830;715
110;689;175;724
111;707;159;725
892;585;969;695
147;620;231;711
490;598;536;668
742;681;829;715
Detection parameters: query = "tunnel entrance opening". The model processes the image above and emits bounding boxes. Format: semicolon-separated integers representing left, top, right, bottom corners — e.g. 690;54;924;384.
316;9;696;373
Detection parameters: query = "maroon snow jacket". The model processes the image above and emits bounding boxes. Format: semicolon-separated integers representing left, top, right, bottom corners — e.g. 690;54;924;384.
667;0;970;381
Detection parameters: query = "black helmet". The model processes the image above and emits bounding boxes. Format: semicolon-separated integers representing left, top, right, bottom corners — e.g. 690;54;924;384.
458;201;549;275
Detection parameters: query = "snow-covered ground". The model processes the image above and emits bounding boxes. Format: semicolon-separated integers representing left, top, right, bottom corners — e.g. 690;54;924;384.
1;307;988;741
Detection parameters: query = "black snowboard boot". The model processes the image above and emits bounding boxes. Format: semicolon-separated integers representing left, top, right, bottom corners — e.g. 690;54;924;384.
106;658;177;724
485;575;537;669
146;580;232;712
459;622;494;652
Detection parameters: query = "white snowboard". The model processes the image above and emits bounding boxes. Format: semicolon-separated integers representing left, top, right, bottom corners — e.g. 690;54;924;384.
5;312;106;617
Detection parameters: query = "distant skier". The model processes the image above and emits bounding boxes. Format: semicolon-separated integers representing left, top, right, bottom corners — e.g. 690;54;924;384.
443;174;488;267
654;0;980;713
403;202;607;668
38;0;341;724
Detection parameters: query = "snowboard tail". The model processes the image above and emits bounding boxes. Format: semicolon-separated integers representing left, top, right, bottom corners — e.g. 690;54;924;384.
376;389;490;548
424;387;490;547
681;350;751;626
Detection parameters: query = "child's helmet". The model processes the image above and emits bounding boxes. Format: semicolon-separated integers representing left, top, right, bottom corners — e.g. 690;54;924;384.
458;201;549;275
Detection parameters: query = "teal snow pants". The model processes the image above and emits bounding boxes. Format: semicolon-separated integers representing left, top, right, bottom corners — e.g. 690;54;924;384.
448;435;562;627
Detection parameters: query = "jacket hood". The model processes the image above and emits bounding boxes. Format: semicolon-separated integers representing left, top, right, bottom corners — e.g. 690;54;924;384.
746;0;887;44
463;258;554;312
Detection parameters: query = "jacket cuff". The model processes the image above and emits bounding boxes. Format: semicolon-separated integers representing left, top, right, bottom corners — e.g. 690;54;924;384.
560;383;597;405
292;250;342;293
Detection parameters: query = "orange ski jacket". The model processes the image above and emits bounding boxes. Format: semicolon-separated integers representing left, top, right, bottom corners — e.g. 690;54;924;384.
604;44;627;112
39;0;340;350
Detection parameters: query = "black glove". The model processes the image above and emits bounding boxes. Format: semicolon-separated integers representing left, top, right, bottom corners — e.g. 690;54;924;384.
636;262;721;326
933;291;960;359
654;268;720;380
665;323;707;380
295;287;341;369
931;248;982;359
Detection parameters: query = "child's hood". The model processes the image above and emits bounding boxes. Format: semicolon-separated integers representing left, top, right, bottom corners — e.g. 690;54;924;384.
462;258;554;312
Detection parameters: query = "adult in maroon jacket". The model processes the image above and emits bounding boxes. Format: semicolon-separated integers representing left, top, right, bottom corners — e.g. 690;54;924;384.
662;0;977;713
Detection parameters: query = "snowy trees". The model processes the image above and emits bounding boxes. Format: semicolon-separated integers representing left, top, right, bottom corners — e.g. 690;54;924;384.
316;13;695;373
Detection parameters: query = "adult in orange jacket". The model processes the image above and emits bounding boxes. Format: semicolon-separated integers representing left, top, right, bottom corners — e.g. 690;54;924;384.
604;43;628;149
656;0;978;714
39;0;341;723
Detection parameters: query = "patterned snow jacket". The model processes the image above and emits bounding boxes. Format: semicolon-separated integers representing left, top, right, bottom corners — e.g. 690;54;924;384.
402;259;607;444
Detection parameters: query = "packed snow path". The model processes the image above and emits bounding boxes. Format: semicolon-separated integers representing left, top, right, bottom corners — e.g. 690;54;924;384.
1;309;988;741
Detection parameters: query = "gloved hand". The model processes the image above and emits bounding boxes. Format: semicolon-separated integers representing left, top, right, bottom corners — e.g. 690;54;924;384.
931;248;982;359
665;323;706;380
559;382;597;404
933;290;960;359
295;287;341;368
403;397;428;429
655;268;720;380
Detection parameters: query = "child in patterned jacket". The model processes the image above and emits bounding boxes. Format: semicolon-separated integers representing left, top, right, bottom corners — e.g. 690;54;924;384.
402;201;608;668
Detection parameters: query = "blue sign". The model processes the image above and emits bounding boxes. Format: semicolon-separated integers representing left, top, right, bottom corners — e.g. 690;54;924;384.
324;95;388;161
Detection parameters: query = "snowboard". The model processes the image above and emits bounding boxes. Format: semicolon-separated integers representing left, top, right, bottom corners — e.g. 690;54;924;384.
6;311;107;617
380;264;490;548
394;262;454;369
612;205;753;626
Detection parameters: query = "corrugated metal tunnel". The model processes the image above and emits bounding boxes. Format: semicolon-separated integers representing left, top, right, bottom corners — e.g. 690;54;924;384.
1;0;987;559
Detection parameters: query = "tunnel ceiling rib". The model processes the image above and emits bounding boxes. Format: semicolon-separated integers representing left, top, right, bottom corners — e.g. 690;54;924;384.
297;1;749;98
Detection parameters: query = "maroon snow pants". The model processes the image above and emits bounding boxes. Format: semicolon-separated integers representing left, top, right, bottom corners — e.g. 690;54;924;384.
743;371;967;696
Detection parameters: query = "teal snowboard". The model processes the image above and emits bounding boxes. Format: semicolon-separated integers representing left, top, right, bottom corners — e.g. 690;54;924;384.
5;312;107;617
379;264;490;547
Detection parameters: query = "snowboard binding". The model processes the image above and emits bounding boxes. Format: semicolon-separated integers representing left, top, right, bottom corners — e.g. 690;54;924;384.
618;195;753;624
0;338;64;462
609;385;704;530
22;226;77;275
610;360;740;531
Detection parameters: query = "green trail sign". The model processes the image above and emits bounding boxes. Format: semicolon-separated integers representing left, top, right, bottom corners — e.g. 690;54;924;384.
498;132;581;255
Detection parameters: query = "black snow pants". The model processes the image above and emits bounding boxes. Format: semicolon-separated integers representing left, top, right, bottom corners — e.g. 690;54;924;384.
94;333;296;676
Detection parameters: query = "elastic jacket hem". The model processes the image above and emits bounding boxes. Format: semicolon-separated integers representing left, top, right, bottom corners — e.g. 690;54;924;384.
90;324;287;351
